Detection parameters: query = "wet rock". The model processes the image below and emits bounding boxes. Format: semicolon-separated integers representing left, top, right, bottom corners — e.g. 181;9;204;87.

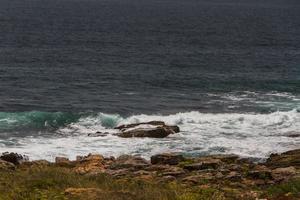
115;121;180;138
0;159;16;170
88;132;110;137
266;149;300;169
115;121;166;130
110;155;150;170
271;166;297;181
0;152;28;165
151;153;185;165
184;159;221;171
117;126;173;138
284;131;300;138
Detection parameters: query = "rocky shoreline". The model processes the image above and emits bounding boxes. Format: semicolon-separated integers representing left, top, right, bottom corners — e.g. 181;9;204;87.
0;121;299;199
1;148;300;199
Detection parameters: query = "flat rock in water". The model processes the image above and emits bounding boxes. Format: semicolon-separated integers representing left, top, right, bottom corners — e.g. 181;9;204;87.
115;121;180;138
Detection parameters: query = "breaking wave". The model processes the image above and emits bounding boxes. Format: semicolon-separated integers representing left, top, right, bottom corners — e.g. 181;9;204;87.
0;109;299;161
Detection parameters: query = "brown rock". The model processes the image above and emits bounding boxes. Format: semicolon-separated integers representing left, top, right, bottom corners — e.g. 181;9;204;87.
226;171;242;181
184;159;221;171
151;153;184;165
271;166;297;181
182;173;213;184
266;149;300;169
247;165;272;179
74;154;105;174
161;167;185;177
110;155;150;170
0;159;15;170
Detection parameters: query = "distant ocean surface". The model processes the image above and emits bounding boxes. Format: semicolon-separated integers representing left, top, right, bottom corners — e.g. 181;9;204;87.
0;0;299;161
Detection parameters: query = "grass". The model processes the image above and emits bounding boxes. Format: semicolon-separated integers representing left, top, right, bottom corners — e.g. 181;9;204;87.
0;166;224;200
1;165;299;200
263;178;300;199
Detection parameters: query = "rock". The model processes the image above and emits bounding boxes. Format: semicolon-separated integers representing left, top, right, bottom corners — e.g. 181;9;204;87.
88;132;110;137
151;153;185;165
184;159;221;171
160;167;185;177
115;121;180;138
182;173;213;184
226;171;242;181
0;159;16;170
0;152;28;165
266;149;300;169
115;121;166;130
284;131;300;138
247;165;272;179
271;166;297;181
54;157;75;167
55;157;70;163
74;154;105;175
110;155;150;170
117;126;173;138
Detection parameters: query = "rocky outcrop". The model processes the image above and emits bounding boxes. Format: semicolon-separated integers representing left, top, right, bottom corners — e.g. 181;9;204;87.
266;149;300;169
0;152;28;165
151;153;185;165
109;155;150;170
115;121;180;138
73;154;105;175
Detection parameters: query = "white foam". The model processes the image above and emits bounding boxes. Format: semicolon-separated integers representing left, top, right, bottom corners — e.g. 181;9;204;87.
0;110;299;161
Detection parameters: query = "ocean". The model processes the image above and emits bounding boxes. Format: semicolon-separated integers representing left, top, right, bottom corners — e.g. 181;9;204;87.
0;0;299;161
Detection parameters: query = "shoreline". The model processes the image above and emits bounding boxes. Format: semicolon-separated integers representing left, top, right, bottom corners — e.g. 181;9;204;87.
1;148;300;199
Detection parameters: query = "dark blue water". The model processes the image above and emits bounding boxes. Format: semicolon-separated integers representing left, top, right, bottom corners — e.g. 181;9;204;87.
0;0;299;116
0;0;300;160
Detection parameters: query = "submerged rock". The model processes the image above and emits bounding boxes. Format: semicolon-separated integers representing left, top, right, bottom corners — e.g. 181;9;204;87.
0;152;28;165
88;132;110;137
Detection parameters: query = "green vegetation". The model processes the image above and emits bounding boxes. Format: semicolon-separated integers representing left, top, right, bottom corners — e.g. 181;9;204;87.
263;178;300;199
0;166;223;200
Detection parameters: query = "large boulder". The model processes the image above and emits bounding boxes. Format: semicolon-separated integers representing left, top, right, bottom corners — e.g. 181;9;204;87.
115;121;180;138
151;153;185;165
266;149;300;169
0;152;28;165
